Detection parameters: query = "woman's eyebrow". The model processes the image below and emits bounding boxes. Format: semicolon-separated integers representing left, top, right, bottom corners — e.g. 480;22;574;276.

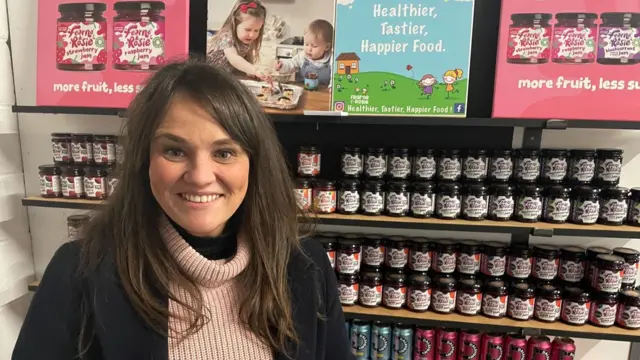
153;133;238;146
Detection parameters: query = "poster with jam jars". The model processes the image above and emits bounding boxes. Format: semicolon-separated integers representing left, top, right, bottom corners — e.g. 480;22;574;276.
36;0;189;108
493;0;640;122
330;0;475;117
206;0;335;114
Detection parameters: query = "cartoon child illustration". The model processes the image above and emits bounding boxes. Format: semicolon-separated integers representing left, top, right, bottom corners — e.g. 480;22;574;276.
443;69;463;98
206;1;270;81
418;74;437;98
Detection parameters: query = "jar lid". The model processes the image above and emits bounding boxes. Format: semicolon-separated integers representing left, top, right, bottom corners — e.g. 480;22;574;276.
533;245;560;257
484;241;507;255
490;183;513;194
338;237;360;247
435;239;458;251
458;278;481;292
415;148;435;156
620;289;640;303
592;291;619;302
384;272;406;285
570;148;596;156
587;246;612;259
373;321;391;327
314;179;335;188
363;180;384;191
93;134;117;140
439;149;460;155
517;184;543;194
367;147;385;154
537;284;561;297
51;132;72;138
391;148;409;154
62;165;83;173
596;148;624;156
339;179;360;188
511;13;552;21
59;3;107;12
38;164;59;172
438;182;461;192
409;273;431;286
509;245;531;257
541;148;568;156
458;240;481;252
412;181;434;192
631;188;640;196
602;186;630;197
465;149;487;156
434;275;456;288
465;184;487;194
388;235;406;242
563;286;590;301
613;247;640;260
363;234;384;245
114;1;166;11
515;148;540;156
388;181;409;191
484;280;507;293
596;254;625;267
338;273;357;282
343;146;361;153
491;149;512;156
410;238;431;249
546;185;570;197
387;237;408;248
513;282;535;297
67;214;90;222
296;177;312;187
571;185;600;197
352;319;369;326
361;271;382;283
560;246;586;259
555;12;598;20
72;133;93;139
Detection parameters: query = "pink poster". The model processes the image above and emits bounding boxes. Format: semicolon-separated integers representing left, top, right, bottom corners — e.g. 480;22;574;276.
493;0;640;122
36;0;189;108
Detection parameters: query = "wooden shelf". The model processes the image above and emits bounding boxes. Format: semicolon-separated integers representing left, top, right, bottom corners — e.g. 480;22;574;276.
28;280;40;292
22;197;103;210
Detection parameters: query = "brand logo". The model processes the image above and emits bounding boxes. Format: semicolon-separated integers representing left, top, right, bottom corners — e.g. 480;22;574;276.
334;101;345;111
453;103;465;113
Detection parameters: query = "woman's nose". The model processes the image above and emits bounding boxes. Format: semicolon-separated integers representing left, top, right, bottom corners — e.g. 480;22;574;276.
184;155;217;186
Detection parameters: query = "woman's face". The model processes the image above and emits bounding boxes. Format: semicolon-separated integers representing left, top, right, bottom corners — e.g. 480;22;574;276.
149;98;250;237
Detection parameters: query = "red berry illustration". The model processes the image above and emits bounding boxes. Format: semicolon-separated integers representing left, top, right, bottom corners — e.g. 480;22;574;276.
97;24;106;36
156;55;165;65
96;50;107;64
140;21;148;27
62;59;72;64
45;176;52;182
56;47;66;63
154;28;163;35
94;178;102;184
95;191;103;197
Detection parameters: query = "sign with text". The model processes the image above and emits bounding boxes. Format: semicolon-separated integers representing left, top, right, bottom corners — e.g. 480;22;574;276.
36;0;189;108
331;0;475;117
493;0;640;121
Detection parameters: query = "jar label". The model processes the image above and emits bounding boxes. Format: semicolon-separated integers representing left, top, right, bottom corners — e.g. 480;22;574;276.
455;292;481;315
462;195;488;219
341;154;363;176
84;176;106;199
597;159;622;183
434;252;456;273
336;251;360;274
599;199;628;224
386;192;409;215
67;225;81;241
436;195;461;219
517;196;542;220
534;298;561;322
385;247;408;268
456;253;480;274
410;193;434;216
431;290;455;312
62;175;84;197
326;250;336;269
617;304;640;329
52;141;71;163
338;190;360;213
463;157;487;179
629;200;640;224
589;302;616;326
507;297;534;320
559;260;585;283
408;288;431;311
543;198;570;222
297;153;321;176
516;157;540;181
359;284;382;307
598;27;640;60
570;158;595;182
553;27;596;61
363;245;385;267
338;283;358;305
561;300;590;325
116;144;125;164
93;142;116;164
572;200;599;224
383;286;406;308
622;262;639;285
40;174;61;196
533;257;559;280
108;177;118;196
596;269;623;293
295;189;312;210
490;157;513;180
481;255;506;276
542;158;567;181
388;156;411;179
313;190;336;213
365;155;386;177
489;195;514;219
507;256;532;278
362;191;384;213
113;20;166;68
410;249;432;271
438;158;461;180
72;141;93;163
508;27;551;60
482;293;507;317
57;21;107;67
413;156;436;179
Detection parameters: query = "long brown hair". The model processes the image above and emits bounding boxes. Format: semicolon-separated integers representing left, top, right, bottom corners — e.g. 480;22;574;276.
215;0;267;63
78;58;301;355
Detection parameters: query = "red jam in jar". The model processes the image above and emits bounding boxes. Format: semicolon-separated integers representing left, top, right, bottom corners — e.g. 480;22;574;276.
552;13;598;64
61;165;85;199
362;235;385;268
358;271;382;308
456;240;481;275
593;254;625;293
455;278;481;316
56;3;107;71
482;280;508;318
432;240;457;274
315;233;336;269
71;133;94;164
508;282;535;321
83;166;107;200
507;13;552;64
480;242;507;277
38;165;62;198
67;214;90;241
507;245;532;279
589;291;618;327
297;146;321;177
92;135;117;164
385;237;409;269
561;287;590;326
312;180;336;214
558;246;586;283
113;1;166;70
532;244;560;281
534;284;562;322
338;274;358;306
107;165;119;196
336;237;361;275
586;246;612;286
51;133;72;164
295;178;312;211
616;289;640;329
407;273;431;312
409;238;431;271
613;247;640;288
431;275;456;314
383;273;406;309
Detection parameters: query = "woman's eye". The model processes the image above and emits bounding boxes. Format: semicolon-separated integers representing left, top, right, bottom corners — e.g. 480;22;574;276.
164;148;185;158
215;150;235;160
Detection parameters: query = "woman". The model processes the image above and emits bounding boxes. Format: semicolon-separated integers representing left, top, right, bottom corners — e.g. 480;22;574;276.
12;59;353;360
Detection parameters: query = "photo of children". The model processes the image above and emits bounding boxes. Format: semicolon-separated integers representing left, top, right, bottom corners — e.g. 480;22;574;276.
207;0;335;114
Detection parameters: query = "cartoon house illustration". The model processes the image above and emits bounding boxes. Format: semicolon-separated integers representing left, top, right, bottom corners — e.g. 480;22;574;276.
336;52;360;75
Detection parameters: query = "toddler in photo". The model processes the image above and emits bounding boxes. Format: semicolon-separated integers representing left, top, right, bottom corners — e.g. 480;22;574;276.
207;0;270;81
276;19;333;86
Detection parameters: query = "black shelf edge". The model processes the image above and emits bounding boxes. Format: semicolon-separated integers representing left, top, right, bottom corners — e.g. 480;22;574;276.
13;105;125;116
21;198;101;210
552;227;640;239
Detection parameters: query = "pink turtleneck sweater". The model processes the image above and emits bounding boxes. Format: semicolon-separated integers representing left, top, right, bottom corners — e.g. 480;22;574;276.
160;218;274;360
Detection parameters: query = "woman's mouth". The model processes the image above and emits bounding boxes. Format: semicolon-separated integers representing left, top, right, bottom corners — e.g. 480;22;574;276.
180;193;223;203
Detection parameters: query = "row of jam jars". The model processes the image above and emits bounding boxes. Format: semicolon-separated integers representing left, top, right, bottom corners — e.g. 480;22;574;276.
38;164;114;200
51;133;121;166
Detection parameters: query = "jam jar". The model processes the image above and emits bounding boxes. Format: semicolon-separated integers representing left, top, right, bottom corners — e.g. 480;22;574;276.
341;147;363;178
294;178;312;211
431;275;456;314
598;13;640;65
593;254;625;293
38;164;62;198
361;180;385;215
488;184;515;221
598;187;629;226
437;149;461;182
507;246;533;279
364;147;387;179
387;148;411;180
508;282;535;321
362;235;385;268
552;13;598;64
106;165;119;196
540;148;568;183
570;186;600;224
84;166;107;200
359;271;383;308
481;242;507;277
409;238;432;272
315;233;336;269
432;240;457;274
616;290;640;329
589;291;618;327
383;273;407;309
558;246;586;283
561;287;591;326
628;188;640;226
613;247;640;288
115;137;125;164
338;274;359;306
61;165;85;199
410;181;435;218
312;180;336;214
515;185;543;222
514;149;540;183
532;245;560;281
71;133;94;164
569;149;596;184
542;185;571;223
462;149;488;182
297;146;321;177
507;13;552;64
436;183;461;220
386;181;410;217
482;280;508;318
489;149;513;182
461;184;488;221
596;148;623;186
51;133;72;164
407;273;431;312
92;135;117;165
56;3;108;71
385;237;409;269
336;238;361;275
67;214;90;241
412;148;436;181
337;179;360;215
534;284;562;322
456;240;481;275
586;247;613;286
455;278;482;316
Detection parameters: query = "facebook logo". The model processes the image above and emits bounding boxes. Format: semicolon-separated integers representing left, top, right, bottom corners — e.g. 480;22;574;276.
453;103;465;113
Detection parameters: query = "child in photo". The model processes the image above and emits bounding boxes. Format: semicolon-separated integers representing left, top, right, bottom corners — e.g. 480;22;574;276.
207;1;270;81
276;19;333;86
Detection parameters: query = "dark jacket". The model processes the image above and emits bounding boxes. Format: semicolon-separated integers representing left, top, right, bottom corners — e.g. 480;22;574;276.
12;239;354;360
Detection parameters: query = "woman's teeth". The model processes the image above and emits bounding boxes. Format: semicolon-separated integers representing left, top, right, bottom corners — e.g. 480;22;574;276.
181;194;222;203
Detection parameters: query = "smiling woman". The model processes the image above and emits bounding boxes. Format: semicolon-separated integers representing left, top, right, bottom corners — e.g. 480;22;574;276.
12;59;353;360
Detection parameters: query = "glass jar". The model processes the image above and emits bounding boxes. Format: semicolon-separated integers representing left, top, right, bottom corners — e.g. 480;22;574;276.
432;240;457;274
455;278;482;316
593;254;625;293
409;238;432;272
514;149;541;183
507;246;532;279
532;245;560;281
315;233;336;269
112;1;166;71
598;186;629;226
385;181;410;217
83;166;107;200
294;178;312;211
431;275;456;314
541;148;568;183
489;149;513;182
407;273;431;312
436;183;461;220
61;165;85;199
589;291;618;327
362;235;385;268
488;184;514;221
337;179;360;215
67;214;90;241
71;133;94;164
586;247;613;286
412;148;436;181
507;13;552;64
613;247;640;288
558;246;586;283
534;284;562;323
387;148;412;180
515;185;543;222
462;149;488;182
297;146;321;177
597;13;640;65
437;149;461;182
481;242;507;277
51;133;72;164
38;164;62;198
410;181;435;218
542;185;571;223
92;135;117;165
561;287;591;326
312;180;336;214
461;184;488;221
570;186;600;224
385;237;409;269
107;166;119;196
383;273;406;309
115;136;125;164
56;3;107;71
364;147;387;179
338;274;359;306
616;290;640;329
552;13;598;64
596;148;623;186
360;180;385;215
457;240;481;275
359;271;383;308
569;149;596;185
508;282;535;321
628;188;640;226
341;146;363;178
336;238;361;275
482;280;508;318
